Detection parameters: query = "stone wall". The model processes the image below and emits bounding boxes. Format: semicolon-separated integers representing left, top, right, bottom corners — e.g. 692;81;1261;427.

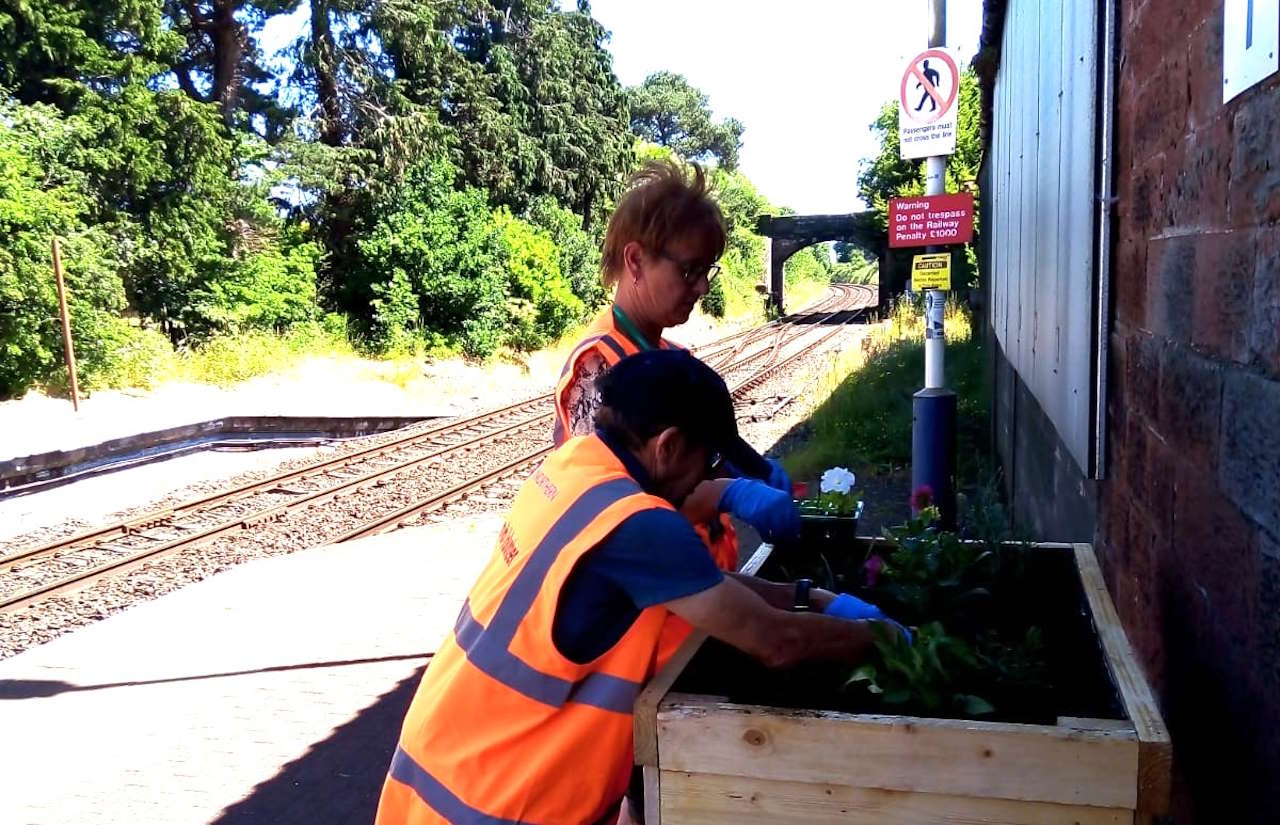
1101;1;1280;820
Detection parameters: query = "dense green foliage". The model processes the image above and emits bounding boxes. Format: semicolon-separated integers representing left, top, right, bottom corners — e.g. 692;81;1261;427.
0;101;128;395
629;72;744;171
782;298;988;484
0;0;830;397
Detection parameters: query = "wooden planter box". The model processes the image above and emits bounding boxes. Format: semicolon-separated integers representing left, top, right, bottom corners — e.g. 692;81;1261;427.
634;542;1171;824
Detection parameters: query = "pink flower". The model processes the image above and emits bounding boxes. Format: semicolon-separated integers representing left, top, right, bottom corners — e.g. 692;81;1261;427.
909;484;934;511
864;554;884;588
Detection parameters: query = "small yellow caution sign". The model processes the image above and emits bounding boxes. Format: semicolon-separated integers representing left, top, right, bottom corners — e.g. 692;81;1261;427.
911;253;951;291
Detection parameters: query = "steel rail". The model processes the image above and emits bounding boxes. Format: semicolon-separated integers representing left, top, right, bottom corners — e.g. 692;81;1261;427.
0;285;873;613
0;413;561;610
337;291;870;541
0;395;552;568
0;292;844;566
2;288;857;567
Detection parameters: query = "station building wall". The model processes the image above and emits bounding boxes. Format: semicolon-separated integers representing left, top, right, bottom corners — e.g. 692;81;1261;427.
1102;1;1280;819
985;0;1280;820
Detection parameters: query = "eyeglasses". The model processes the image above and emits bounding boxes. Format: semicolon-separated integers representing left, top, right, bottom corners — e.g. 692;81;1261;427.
657;250;721;284
707;451;725;476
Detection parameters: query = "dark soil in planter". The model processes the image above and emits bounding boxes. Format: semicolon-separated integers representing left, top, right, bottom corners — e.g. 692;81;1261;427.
675;541;1125;726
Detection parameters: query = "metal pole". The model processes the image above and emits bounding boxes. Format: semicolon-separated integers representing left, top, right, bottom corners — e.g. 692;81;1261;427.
52;236;80;412
1092;0;1118;480
924;156;947;389
911;0;957;528
924;0;947;390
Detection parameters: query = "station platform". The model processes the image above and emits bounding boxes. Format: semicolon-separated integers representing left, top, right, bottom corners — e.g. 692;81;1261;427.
0;515;501;825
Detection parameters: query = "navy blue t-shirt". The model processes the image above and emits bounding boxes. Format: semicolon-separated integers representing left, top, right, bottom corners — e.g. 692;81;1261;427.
551;432;725;664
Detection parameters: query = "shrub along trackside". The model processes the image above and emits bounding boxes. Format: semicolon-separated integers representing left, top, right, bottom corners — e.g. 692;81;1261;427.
783;297;989;488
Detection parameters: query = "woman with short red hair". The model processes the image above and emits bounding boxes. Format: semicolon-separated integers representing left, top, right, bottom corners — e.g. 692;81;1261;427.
553;158;794;569
553;159;728;446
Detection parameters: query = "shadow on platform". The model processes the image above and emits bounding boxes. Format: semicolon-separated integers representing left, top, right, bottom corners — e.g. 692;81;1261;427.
0;653;428;700
211;662;426;825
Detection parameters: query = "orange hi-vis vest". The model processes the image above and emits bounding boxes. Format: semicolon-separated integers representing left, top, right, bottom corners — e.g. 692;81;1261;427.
376;435;687;825
551;308;682;445
550;308;738;573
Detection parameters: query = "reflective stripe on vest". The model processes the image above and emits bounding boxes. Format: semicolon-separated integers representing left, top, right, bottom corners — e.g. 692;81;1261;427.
453;600;641;713
388;746;523;825
556;333;628;380
388;746;620;825
448;475;643;713
378;437;698;824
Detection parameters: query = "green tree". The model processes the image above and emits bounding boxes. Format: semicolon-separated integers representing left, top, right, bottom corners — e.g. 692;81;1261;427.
524;195;605;310
354;158;509;357
494;208;583;350
1;0;303;345
0;0;181;108
163;0;298;128
708;161;771;316
70;84;247;342
629;71;744;171
0;101;134;395
377;1;630;225
188;227;321;335
514;9;632;227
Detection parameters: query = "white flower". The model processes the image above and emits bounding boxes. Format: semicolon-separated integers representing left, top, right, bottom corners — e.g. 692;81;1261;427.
820;466;856;495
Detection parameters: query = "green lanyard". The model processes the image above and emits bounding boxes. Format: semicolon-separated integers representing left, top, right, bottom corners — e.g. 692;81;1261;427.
612;305;656;352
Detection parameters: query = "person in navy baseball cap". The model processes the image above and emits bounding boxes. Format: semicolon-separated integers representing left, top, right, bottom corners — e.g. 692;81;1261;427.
596;349;769;480
594;349;797;539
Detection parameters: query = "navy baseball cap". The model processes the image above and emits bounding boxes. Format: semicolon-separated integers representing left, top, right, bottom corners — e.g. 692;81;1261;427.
595;349;771;480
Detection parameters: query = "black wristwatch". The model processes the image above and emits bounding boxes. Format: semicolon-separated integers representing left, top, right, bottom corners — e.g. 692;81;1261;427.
792;578;813;612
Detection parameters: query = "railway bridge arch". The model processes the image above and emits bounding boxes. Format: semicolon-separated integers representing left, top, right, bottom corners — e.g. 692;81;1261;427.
754;212;883;312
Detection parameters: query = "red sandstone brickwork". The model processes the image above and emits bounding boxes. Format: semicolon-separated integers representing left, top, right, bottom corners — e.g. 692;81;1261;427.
1101;1;1280;821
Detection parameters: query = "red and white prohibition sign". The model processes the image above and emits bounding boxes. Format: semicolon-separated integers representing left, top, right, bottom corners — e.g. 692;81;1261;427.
900;48;958;124
898;48;959;159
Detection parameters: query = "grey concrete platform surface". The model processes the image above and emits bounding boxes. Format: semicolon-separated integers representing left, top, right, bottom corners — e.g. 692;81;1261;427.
0;516;500;825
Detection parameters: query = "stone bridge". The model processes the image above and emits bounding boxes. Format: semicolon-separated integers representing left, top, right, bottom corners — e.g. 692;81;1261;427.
754;212;884;311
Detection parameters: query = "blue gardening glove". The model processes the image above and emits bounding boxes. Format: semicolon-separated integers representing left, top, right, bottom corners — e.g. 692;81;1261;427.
824;593;914;645
718;478;801;542
722;457;790;492
765;458;792;493
824;593;886;621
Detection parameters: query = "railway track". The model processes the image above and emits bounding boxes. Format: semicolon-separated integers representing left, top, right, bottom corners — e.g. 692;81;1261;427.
0;284;875;616
338;284;873;542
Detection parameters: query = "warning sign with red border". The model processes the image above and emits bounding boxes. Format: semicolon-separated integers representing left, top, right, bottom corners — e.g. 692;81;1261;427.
899;48;959;160
889;193;974;248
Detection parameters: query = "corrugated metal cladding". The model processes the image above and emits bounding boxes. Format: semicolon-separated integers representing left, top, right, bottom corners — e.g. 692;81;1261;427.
989;0;1100;473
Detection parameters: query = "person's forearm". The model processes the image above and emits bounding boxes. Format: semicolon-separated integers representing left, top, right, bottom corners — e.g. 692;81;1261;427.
726;573;836;612
666;578;874;670
752;611;876;669
680;478;733;525
725;573;791;609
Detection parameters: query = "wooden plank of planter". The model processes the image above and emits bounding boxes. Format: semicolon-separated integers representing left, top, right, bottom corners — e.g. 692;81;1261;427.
660;771;1134;825
642;765;662;825
634;541;775;769
640;541;1170;824
1056;716;1135;731
1074;543;1173;819
656;698;1139;809
637;631;707;768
